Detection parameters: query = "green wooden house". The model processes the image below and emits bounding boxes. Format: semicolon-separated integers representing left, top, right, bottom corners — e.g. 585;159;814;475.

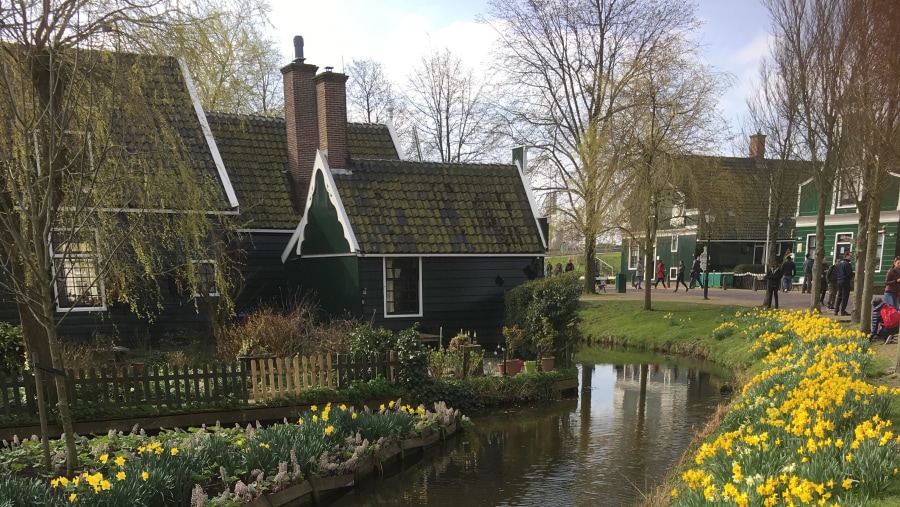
793;174;900;274
278;39;547;344
620;136;810;283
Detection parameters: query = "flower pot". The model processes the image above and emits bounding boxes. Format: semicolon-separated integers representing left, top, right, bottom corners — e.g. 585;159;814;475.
541;356;555;372
504;359;521;376
130;362;145;373
523;360;537;374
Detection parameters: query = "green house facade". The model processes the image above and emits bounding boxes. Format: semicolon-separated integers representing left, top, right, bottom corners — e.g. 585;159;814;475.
793;175;900;274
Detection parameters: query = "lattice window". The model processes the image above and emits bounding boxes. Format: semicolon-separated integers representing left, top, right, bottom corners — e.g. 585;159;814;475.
384;257;420;317
52;229;105;311
192;260;219;297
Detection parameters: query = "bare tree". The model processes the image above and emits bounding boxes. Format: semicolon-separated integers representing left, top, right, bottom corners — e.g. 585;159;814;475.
763;0;852;317
485;0;726;298
145;0;284;115
402;48;503;163
345;59;396;124
0;0;242;473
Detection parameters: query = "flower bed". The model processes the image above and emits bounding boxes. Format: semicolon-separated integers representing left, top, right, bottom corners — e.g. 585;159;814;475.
672;309;900;506
0;399;466;506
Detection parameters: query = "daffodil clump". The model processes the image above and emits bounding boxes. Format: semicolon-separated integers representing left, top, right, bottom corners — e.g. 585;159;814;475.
0;399;464;506
672;309;900;507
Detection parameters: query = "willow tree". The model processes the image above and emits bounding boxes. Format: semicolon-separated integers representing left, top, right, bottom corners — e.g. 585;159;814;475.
485;0;715;295
0;0;242;474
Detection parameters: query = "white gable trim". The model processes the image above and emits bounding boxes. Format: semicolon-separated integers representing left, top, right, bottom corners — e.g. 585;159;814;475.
281;151;360;263
386;117;406;160
514;156;548;250
178;57;239;208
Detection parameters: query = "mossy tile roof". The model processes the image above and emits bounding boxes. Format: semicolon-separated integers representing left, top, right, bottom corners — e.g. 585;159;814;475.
206;112;298;230
333;159;544;255
347;123;399;160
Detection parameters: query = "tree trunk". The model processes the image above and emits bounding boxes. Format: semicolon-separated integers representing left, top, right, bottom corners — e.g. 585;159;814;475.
852;199;869;324
583;237;597;294
860;190;882;334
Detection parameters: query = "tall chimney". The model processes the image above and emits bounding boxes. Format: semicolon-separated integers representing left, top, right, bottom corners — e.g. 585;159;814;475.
314;68;349;170
749;132;766;162
282;35;319;210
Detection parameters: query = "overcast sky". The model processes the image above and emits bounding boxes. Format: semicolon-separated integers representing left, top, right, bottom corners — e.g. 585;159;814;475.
267;0;773;156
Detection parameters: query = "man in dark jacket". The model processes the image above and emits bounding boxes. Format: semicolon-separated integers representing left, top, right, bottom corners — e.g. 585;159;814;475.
689;256;703;289
763;261;782;309
826;257;839;309
781;254;796;293
834;252;854;316
801;254;814;293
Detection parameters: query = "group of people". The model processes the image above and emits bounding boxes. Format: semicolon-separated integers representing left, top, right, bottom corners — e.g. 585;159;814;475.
545;258;575;277
764;251;856;313
630;256;705;292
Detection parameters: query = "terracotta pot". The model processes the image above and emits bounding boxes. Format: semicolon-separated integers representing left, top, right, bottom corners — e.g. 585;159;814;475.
504;359;521;376
130;362;145;373
541;356;555;372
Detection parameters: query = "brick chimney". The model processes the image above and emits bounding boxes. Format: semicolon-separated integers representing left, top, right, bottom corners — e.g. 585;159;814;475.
282;36;319;210
314;68;349;170
749;132;766;162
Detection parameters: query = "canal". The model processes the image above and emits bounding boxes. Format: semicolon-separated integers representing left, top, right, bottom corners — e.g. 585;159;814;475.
332;350;730;506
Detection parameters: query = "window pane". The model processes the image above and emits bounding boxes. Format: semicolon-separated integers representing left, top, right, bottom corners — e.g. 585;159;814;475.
52;229;103;309
385;258;419;315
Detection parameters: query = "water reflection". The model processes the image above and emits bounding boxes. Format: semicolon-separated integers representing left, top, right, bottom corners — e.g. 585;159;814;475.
332;359;726;507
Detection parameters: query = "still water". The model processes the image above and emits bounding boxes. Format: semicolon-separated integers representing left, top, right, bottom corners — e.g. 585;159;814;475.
333;353;728;507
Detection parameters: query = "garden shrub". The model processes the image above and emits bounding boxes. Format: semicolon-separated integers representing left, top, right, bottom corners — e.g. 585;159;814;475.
504;272;582;363
0;322;24;375
216;296;357;360
733;263;764;274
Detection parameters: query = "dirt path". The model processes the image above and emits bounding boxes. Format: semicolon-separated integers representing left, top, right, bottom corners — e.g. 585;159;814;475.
587;286;900;387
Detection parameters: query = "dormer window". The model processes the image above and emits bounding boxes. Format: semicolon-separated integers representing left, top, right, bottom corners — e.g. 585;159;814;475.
836;173;860;208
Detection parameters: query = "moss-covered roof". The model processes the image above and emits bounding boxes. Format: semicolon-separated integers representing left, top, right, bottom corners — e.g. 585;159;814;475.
104;53;235;211
206;112;297;229
347;123;399;160
333;159;544;254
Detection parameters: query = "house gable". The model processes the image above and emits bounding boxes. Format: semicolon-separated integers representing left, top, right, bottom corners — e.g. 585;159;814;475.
281;151;358;262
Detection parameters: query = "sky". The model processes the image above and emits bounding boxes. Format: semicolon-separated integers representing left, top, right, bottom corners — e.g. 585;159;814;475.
266;0;773;156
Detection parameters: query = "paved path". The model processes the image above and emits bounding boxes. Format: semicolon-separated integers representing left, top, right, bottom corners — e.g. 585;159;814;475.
585;285;859;321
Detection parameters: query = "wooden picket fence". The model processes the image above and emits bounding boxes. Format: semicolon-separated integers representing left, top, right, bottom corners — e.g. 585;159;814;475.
0;353;397;418
246;353;396;402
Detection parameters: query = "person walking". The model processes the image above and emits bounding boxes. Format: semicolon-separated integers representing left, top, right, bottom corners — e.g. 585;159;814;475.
565;258;575;272
884;256;900;310
764;260;782;309
689;256;703;289
546;261;553;278
654;259;668;289
834;252;854;316
826;257;839;309
635;259;644;290
673;260;690;292
801;253;813;293
781;254;796;293
819;258;829;306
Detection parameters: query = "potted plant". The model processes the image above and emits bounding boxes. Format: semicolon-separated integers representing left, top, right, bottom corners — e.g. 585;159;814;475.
501;326;524;376
534;317;555;372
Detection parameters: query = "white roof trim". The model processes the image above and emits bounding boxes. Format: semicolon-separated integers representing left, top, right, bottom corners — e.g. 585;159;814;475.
281;151;360;263
386;117;406;160
178;57;239;208
514;153;547;250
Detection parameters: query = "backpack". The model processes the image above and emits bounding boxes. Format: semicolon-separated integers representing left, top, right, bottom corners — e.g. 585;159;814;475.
880;305;900;328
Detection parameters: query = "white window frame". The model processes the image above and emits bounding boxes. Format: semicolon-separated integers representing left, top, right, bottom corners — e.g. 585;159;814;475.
628;245;640;270
671;235;679;252
834;232;854;260
383;257;422;318
668;267;677;280
875;231;885;273
836;173;860;209
51;228;106;312
805;234;816;263
192;260;220;297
